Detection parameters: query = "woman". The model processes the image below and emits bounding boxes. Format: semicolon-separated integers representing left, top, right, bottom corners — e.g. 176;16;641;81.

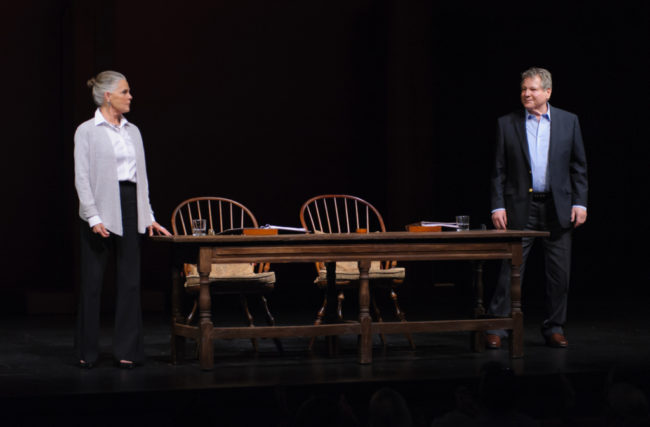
74;70;170;369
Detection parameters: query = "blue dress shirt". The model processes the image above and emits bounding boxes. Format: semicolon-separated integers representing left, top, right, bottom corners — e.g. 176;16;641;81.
526;108;551;192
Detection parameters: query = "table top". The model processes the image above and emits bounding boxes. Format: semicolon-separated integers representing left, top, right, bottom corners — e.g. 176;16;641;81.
150;229;548;245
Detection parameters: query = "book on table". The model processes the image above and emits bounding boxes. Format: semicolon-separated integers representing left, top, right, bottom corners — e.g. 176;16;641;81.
214;225;309;235
405;221;460;232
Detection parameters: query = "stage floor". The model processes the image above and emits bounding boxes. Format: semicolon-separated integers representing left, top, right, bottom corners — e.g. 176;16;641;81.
1;293;649;426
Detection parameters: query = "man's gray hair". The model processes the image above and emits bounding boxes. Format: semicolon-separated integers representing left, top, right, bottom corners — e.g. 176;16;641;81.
521;67;552;90
86;70;126;107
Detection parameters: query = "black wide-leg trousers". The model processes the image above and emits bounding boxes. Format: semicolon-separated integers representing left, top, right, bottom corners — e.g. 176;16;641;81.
75;182;144;364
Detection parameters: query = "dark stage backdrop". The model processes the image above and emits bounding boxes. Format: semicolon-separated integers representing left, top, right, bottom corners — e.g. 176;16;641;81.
1;1;648;314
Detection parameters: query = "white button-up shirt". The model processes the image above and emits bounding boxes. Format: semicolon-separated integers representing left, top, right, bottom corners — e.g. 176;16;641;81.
88;109;138;228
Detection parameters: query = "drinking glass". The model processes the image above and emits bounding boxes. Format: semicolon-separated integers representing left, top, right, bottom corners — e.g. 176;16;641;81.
192;219;207;236
456;215;469;231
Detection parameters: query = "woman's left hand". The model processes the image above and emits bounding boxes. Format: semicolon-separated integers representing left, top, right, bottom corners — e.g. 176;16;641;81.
148;221;172;236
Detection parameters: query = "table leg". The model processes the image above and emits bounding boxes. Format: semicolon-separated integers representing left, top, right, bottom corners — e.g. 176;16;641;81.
509;243;524;358
198;247;214;370
325;261;339;356
171;264;185;364
471;260;486;352
358;260;372;364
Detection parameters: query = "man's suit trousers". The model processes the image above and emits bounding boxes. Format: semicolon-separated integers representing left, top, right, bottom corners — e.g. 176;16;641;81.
488;197;572;338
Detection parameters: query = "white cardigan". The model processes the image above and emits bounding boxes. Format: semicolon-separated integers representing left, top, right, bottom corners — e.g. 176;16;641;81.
74;115;155;236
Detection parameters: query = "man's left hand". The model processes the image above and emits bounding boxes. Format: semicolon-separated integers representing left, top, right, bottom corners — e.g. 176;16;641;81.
148;221;172;236
571;207;587;228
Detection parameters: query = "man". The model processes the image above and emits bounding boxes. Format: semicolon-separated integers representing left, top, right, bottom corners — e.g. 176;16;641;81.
486;67;588;349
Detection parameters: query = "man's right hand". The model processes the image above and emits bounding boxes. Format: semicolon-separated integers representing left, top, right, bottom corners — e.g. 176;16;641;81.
92;223;110;238
491;210;508;230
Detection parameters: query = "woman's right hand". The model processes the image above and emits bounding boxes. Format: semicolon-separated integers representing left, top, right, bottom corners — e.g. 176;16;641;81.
92;223;110;238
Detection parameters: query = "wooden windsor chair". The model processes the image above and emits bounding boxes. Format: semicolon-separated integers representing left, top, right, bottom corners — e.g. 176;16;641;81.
171;196;282;352
299;194;415;350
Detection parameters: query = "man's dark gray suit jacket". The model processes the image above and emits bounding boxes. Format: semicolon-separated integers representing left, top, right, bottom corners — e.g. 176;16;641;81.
490;105;588;230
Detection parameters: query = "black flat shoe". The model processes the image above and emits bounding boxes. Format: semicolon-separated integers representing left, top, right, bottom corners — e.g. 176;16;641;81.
78;360;94;369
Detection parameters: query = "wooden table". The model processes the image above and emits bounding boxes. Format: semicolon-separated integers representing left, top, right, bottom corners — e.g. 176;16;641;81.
151;230;547;370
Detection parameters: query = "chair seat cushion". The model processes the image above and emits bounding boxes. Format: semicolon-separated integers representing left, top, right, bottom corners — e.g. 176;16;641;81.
316;261;405;282
184;262;276;293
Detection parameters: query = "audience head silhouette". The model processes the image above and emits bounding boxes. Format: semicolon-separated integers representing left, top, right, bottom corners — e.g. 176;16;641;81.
606;382;649;425
368;387;412;427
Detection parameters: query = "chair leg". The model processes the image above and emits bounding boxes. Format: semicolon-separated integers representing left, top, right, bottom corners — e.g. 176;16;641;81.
308;295;327;351
371;296;386;347
186;300;199;359
186;300;198;325
260;295;283;352
390;289;415;349
337;291;345;321
240;294;258;352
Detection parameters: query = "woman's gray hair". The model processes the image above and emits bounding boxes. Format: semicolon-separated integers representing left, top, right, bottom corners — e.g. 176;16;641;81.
521;67;552;90
86;70;126;107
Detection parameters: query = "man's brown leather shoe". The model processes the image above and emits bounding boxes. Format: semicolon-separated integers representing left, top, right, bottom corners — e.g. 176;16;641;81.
545;333;568;348
486;334;502;349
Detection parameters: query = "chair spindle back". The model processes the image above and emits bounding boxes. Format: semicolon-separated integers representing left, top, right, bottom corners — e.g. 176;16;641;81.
299;195;386;234
171;197;259;236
